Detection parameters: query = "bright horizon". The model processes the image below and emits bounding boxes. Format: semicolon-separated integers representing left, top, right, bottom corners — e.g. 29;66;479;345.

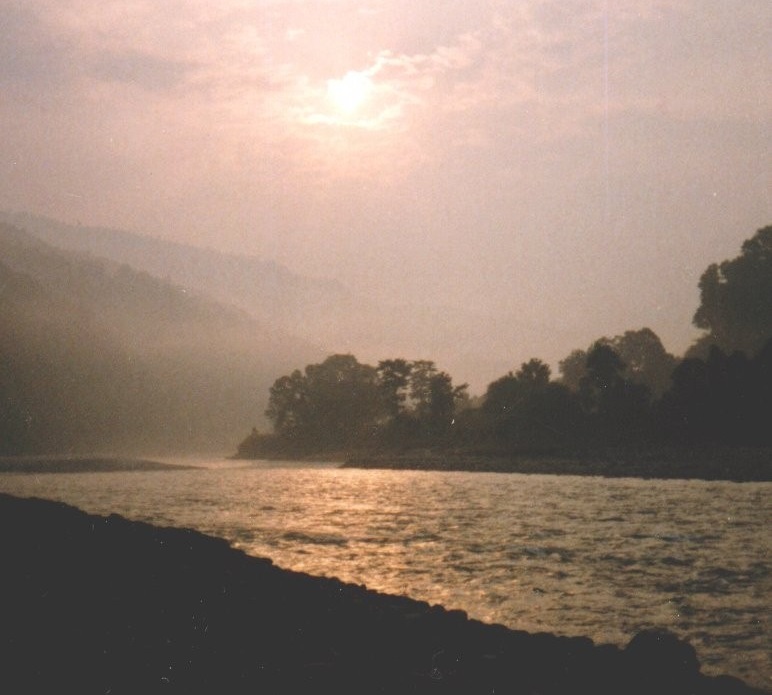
2;1;769;389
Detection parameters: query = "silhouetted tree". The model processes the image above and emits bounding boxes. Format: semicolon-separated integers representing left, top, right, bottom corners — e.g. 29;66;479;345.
484;359;553;420
265;369;308;439
426;370;468;435
265;355;383;450
579;344;627;412
659;340;772;445
408;360;439;418
557;349;586;392
483;359;580;449
559;329;676;397
691;225;772;357
483;372;520;419
376;359;413;418
405;361;468;438
516;358;551;389
579;343;651;443
612;328;678;396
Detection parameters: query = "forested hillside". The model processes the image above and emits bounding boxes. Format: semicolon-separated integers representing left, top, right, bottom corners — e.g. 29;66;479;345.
0;223;320;454
0;212;347;331
0;213;525;388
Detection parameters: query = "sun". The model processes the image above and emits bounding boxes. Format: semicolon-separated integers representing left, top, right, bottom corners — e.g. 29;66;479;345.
326;70;373;115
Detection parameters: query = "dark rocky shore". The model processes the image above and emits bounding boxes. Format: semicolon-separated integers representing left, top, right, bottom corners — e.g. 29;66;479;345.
0;494;765;694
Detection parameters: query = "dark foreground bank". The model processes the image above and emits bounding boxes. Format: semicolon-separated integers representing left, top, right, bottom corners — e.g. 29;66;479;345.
0;494;765;695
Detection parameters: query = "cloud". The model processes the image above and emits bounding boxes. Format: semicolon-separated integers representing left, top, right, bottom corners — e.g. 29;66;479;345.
2;1;767;270
0;4;75;89
88;49;193;91
2;0;762;216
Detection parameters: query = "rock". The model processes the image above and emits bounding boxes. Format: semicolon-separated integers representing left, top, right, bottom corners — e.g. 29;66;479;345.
624;628;702;694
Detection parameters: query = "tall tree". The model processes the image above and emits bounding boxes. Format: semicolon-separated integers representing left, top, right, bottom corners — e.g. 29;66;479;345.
559;328;676;397
580;344;627;410
484;359;578;449
408;360;438;418
428;371;468;432
557;349;587;392
265;369;309;438
401;360;468;437
579;343;651;442
304;354;382;447
659;339;772;445
376;359;413;418
611;329;678;396
483;372;520;419
516;358;551;389
691;225;772;357
265;355;383;449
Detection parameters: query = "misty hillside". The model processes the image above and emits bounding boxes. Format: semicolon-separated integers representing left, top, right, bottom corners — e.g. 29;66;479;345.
0;211;350;332
0;222;321;455
0;212;520;387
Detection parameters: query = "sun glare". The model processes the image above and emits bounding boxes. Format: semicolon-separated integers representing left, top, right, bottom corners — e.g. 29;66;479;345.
327;71;372;115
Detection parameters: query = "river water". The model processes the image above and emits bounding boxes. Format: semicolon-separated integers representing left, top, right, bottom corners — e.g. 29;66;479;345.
1;459;769;689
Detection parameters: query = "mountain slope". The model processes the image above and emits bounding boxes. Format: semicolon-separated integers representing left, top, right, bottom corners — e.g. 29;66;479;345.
0;212;520;389
0;211;348;330
0;222;320;454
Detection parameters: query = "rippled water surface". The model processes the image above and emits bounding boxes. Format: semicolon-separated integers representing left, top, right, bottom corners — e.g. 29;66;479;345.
1;460;769;688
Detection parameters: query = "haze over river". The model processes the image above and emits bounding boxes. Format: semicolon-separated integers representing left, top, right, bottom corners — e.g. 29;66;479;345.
1;460;769;689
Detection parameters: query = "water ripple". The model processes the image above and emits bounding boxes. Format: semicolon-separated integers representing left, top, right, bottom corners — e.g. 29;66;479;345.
0;463;769;689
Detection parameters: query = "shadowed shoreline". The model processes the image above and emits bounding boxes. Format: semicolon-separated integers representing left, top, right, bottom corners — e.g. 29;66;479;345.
0;456;196;474
341;447;772;482
0;493;765;694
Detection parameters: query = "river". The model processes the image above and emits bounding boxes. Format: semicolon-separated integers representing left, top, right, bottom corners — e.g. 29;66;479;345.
1;459;769;689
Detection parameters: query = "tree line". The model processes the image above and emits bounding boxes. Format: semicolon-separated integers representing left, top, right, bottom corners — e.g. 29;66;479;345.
237;225;772;458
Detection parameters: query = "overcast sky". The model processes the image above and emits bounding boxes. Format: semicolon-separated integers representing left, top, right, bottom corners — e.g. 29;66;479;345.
1;0;769;382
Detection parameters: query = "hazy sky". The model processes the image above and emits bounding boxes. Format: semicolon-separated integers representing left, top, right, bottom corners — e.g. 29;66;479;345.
2;0;769;382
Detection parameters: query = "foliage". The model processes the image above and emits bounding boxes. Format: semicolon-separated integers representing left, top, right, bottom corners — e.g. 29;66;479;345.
481;359;580;449
376;359;412;418
241;225;772;460
691;225;772;357
406;361;468;437
559;328;677;396
658;340;772;445
261;354;468;453
265;355;382;450
579;344;651;443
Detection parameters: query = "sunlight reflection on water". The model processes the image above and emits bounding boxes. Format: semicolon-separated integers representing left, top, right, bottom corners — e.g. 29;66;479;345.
1;460;769;688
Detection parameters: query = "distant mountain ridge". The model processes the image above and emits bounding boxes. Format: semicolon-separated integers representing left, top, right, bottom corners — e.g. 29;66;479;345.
0;221;321;454
0;211;349;330
0;212;518;390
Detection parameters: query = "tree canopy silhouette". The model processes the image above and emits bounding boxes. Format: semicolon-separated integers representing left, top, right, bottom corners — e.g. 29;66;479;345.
691;225;772;357
559;328;676;397
240;224;771;463
483;359;579;449
658;339;772;446
265;354;383;450
376;359;412;418
260;355;469;453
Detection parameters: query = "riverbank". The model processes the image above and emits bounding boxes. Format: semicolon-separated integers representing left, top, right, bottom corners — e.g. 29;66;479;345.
0;456;195;473
343;446;772;482
0;493;764;694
